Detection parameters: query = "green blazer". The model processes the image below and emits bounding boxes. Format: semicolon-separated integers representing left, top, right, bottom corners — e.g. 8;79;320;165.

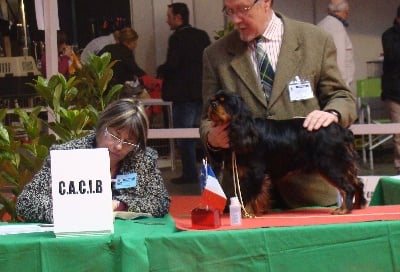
200;12;356;142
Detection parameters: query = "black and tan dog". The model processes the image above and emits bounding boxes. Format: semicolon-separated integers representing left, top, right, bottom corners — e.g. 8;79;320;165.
207;90;366;215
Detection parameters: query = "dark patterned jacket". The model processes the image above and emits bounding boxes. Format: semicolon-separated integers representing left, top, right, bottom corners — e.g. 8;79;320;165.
16;133;170;223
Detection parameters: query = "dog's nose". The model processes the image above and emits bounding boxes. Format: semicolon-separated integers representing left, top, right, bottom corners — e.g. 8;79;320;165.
210;100;218;108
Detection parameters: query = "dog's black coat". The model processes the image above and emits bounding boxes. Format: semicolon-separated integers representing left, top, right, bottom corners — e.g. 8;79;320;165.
208;90;366;215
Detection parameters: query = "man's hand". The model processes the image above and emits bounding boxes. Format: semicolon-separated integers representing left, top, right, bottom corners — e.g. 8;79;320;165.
207;122;230;149
303;110;339;131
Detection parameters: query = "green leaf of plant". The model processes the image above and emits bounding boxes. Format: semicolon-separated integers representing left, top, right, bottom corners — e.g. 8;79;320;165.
105;84;122;107
0;124;10;145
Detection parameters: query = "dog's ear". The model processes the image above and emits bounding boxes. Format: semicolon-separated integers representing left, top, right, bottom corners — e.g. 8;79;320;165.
229;95;259;152
209;89;223;103
235;96;254;122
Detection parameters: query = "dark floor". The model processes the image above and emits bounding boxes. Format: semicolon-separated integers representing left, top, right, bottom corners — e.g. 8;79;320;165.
159;143;398;196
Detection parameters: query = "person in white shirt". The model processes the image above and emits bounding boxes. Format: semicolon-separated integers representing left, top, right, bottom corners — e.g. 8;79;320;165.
80;30;120;64
318;0;355;95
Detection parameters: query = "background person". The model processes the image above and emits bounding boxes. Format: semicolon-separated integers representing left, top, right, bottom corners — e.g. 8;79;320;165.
98;27;146;85
200;0;357;209
157;2;211;184
317;0;355;94
16;98;170;223
80;29;120;64
40;30;73;78
381;6;400;174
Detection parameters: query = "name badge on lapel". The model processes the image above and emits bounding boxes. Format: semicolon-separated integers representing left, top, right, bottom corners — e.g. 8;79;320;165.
288;76;314;101
114;173;137;189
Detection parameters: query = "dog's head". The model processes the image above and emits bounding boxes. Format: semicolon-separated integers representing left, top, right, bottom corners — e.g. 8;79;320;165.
208;90;249;125
208;90;258;151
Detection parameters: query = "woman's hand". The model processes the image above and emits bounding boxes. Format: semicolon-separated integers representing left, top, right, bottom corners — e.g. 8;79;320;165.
112;199;120;211
63;45;73;58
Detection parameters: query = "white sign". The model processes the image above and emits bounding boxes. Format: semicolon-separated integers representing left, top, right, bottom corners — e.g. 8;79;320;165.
358;175;381;206
51;148;113;237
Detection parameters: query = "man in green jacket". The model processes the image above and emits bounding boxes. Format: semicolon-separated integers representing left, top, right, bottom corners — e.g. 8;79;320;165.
200;0;356;209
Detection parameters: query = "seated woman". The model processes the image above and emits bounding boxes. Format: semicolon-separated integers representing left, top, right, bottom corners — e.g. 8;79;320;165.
98;27;146;85
40;30;73;78
16;99;171;223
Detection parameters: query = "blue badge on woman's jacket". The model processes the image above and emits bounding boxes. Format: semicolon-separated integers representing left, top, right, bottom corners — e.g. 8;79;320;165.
114;173;137;189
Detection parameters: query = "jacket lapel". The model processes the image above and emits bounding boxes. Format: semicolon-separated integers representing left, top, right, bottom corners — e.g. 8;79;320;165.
227;33;268;107
224;14;304;109
268;14;302;108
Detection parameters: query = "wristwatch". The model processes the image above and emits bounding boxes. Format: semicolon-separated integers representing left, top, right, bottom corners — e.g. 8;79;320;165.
206;141;222;152
206;132;222;152
325;110;341;122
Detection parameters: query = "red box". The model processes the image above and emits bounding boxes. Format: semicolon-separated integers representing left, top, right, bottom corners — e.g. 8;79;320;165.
191;207;221;229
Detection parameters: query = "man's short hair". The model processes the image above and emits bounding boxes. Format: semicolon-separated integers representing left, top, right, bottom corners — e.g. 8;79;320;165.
328;0;349;12
168;2;189;25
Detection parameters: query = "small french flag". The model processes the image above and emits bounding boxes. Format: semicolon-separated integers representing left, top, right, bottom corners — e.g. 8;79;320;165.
199;159;227;212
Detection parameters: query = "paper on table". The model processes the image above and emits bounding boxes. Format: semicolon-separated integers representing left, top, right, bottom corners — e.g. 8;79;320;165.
113;211;152;220
0;224;54;235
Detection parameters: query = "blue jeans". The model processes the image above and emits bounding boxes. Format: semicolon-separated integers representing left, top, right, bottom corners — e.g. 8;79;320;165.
172;101;203;181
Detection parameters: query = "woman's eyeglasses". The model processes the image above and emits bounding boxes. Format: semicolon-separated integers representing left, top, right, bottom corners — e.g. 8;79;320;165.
104;127;139;149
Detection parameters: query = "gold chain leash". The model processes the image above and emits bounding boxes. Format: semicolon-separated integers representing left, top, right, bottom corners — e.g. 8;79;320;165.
232;151;254;218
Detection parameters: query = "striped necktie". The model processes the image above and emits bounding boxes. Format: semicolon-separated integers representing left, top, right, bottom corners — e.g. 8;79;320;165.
255;37;275;101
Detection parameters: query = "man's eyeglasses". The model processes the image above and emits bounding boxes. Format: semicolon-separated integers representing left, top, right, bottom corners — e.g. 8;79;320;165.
104;127;139;149
222;0;259;17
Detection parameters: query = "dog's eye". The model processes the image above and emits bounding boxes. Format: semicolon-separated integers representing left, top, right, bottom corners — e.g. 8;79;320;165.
219;97;225;102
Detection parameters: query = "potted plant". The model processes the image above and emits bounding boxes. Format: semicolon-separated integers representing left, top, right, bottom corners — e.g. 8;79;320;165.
0;108;55;221
0;53;121;221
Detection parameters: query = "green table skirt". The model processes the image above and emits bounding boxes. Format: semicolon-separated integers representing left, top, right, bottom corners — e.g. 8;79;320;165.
147;220;400;272
1;212;400;271
370;176;400;205
0;216;175;272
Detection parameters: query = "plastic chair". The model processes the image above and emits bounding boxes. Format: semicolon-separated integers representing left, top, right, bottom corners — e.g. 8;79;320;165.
357;78;393;170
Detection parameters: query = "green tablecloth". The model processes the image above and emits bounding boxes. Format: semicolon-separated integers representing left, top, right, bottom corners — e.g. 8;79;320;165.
0;216;176;272
1;214;400;271
147;221;400;272
370;176;400;206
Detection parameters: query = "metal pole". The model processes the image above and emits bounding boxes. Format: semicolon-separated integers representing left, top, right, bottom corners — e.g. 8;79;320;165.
71;0;78;48
20;0;28;56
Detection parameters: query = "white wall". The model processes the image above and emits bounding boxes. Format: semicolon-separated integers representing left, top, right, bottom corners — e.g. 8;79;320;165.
130;0;398;86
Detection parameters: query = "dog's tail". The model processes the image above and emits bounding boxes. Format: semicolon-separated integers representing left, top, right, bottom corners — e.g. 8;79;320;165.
344;128;367;209
344;128;359;161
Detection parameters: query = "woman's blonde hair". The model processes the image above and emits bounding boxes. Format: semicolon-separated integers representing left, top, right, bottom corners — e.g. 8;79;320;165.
118;27;138;44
